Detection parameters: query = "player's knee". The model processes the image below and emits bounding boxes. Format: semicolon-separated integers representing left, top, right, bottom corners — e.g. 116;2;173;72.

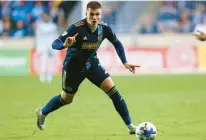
100;77;114;93
61;90;76;104
106;86;118;97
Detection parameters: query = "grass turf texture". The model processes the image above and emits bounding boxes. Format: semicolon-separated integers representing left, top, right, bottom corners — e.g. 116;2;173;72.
0;75;205;140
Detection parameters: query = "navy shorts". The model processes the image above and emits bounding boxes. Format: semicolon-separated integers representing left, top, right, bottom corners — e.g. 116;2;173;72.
62;58;110;94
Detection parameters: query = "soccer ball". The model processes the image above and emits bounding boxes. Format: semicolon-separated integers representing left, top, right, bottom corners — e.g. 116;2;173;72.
135;122;157;140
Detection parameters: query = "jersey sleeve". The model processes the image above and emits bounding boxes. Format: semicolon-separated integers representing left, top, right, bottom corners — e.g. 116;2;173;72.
104;25;117;43
58;24;76;43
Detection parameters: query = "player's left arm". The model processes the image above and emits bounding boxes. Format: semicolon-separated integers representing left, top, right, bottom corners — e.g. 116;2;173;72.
105;25;140;73
52;25;78;50
192;30;206;41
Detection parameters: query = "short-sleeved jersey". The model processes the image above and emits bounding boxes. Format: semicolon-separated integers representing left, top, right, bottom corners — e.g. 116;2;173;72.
58;19;117;70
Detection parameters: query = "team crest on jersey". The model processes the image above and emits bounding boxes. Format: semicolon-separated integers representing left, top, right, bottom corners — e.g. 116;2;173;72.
98;34;103;41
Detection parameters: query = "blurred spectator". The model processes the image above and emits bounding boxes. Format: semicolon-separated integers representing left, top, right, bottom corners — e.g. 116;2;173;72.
31;1;44;21
11;1;29;23
192;4;205;25
156;1;179;33
2;20;12;37
177;8;193;33
35;12;58;83
176;1;187;10
158;2;178;21
142;1;206;34
58;1;78;31
0;19;3;35
48;1;58;23
1;1;11;19
102;2;121;28
137;13;158;34
12;21;27;39
0;1;205;37
58;1;77;19
102;5;117;26
176;1;197;11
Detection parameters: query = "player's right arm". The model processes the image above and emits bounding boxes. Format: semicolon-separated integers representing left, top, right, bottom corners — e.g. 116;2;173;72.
52;25;78;50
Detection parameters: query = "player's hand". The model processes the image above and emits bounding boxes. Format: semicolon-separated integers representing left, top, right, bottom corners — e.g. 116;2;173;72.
123;63;140;74
192;30;206;41
64;33;78;48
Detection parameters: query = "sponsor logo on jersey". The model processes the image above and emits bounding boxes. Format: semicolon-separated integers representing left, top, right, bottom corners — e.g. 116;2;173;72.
81;42;99;50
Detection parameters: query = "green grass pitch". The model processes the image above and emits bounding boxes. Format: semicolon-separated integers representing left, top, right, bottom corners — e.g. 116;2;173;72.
0;75;206;140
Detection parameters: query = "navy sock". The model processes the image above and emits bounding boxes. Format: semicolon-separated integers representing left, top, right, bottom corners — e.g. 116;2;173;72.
41;94;66;115
107;87;132;125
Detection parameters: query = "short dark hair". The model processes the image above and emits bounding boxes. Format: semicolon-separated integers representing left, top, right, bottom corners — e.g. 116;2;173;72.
87;1;101;9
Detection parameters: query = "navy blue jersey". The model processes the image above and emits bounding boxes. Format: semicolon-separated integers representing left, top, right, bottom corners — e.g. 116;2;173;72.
58;19;117;70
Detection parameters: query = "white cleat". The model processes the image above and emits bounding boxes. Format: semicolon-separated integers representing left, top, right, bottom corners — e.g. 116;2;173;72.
129;128;136;135
128;123;137;135
35;109;46;130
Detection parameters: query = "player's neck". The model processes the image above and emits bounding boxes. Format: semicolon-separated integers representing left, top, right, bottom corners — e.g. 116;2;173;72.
86;19;97;33
88;24;97;33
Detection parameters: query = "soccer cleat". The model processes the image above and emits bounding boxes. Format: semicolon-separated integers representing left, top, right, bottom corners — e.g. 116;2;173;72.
129;128;136;135
35;109;46;130
127;124;137;135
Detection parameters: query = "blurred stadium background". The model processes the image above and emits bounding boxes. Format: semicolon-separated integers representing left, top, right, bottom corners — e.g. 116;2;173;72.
0;1;206;140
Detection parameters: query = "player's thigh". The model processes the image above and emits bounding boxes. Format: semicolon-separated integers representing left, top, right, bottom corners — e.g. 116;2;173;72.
86;58;113;92
62;66;85;95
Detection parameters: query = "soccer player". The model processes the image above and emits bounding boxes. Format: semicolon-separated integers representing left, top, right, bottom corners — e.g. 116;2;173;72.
192;30;206;41
36;1;139;134
35;12;58;83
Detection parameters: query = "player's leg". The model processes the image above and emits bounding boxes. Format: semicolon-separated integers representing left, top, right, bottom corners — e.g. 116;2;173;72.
36;89;75;130
86;58;136;134
100;77;136;134
36;66;85;130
